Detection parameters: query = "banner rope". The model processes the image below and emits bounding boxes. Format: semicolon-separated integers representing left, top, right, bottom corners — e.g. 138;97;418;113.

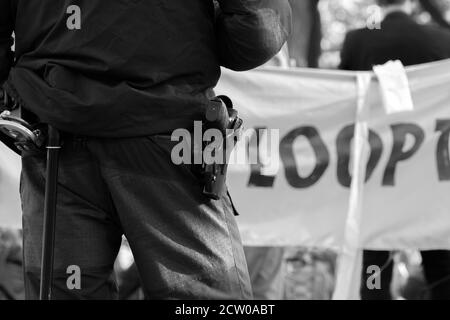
332;72;372;300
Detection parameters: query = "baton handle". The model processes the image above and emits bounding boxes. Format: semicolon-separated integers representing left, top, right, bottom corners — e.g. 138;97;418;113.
39;126;61;300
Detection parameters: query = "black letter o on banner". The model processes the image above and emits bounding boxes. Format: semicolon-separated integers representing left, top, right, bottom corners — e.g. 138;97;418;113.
336;124;383;188
280;126;329;188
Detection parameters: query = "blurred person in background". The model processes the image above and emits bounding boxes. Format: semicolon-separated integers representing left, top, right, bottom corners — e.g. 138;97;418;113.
244;246;286;300
340;0;450;300
0;228;24;300
284;248;336;300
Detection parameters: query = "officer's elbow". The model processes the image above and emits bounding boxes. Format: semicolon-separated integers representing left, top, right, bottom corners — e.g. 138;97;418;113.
218;6;291;71
222;35;289;71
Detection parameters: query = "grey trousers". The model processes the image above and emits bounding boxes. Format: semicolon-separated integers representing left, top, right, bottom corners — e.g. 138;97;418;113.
20;134;252;299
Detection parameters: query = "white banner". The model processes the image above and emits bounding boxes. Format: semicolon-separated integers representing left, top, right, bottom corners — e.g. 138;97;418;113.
217;59;450;251
2;60;450;251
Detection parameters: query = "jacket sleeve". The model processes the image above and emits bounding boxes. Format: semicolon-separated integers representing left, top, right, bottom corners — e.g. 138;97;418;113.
215;0;292;71
0;0;14;85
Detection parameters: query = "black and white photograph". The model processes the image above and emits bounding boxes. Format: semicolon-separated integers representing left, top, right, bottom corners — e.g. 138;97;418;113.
1;0;450;315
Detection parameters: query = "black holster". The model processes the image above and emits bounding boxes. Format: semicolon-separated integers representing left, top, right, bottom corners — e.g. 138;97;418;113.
201;96;243;200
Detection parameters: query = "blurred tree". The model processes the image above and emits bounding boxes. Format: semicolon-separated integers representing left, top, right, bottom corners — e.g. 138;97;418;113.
419;0;450;29
319;0;376;68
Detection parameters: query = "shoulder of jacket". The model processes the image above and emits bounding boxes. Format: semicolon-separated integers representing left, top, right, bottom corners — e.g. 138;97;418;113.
343;28;370;45
421;24;450;39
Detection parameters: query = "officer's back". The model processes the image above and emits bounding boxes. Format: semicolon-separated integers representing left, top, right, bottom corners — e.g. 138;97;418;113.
1;0;291;137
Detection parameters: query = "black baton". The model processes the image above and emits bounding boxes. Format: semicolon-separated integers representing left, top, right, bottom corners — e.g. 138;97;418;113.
39;125;61;300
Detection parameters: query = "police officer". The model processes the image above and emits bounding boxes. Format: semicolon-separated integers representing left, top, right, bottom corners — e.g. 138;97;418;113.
0;0;292;299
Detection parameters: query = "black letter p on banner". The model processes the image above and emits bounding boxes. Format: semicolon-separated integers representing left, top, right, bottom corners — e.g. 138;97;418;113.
383;123;425;186
435;119;450;181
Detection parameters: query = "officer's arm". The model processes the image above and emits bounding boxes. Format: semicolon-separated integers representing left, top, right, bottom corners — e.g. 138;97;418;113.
0;0;14;85
216;0;292;71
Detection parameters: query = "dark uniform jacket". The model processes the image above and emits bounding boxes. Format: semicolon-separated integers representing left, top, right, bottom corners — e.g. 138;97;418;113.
0;0;291;137
340;11;450;71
